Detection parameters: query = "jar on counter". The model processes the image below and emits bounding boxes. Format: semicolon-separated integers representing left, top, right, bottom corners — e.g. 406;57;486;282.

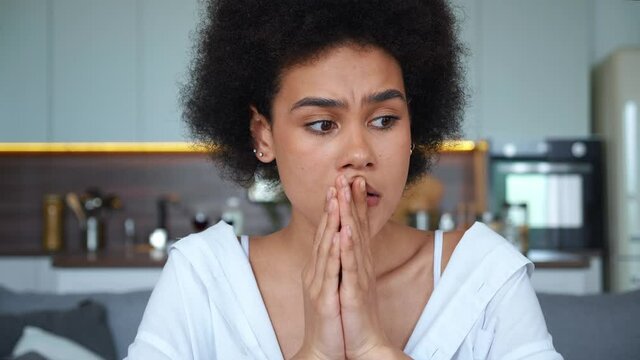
43;194;64;252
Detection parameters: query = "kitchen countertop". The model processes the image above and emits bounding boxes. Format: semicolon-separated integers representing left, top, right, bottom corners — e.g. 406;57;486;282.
526;249;597;269
0;247;57;256
51;246;167;268
1;246;602;269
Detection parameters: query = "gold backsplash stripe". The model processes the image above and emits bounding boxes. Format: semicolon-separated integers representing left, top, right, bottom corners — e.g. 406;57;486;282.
0;140;485;153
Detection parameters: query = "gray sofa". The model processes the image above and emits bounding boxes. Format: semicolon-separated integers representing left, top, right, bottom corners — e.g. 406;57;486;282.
537;290;640;359
0;287;151;360
1;286;639;360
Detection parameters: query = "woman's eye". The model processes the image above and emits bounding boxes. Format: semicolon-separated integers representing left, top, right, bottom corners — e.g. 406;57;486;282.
306;120;335;134
370;115;399;130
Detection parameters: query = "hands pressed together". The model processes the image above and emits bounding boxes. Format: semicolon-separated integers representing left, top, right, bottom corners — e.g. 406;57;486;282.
293;175;411;360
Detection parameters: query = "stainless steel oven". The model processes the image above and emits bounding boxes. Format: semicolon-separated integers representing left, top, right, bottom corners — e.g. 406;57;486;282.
489;139;604;250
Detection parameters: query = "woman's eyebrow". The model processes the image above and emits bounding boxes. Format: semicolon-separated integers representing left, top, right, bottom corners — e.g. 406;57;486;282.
363;89;406;104
290;97;347;112
289;89;406;113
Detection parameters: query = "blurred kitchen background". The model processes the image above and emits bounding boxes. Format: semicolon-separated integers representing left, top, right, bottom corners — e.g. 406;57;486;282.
1;0;639;298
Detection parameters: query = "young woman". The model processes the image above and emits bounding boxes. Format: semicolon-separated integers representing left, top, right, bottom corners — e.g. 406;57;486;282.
127;0;563;359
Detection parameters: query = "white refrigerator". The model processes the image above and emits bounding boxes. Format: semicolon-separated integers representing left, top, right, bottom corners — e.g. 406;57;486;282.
594;48;640;292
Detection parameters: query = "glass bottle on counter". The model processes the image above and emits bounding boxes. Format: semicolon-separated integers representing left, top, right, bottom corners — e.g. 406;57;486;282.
42;194;64;252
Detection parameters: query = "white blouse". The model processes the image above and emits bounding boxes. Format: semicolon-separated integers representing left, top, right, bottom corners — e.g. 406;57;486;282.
126;221;563;359
239;228;444;287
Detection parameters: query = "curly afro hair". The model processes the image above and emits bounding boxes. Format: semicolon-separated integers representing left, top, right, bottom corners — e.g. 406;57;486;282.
182;0;466;189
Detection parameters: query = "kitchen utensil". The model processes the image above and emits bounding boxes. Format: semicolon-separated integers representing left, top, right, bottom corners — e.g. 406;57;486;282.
65;192;87;229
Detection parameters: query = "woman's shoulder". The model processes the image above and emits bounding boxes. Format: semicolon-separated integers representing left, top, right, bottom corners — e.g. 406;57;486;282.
447;222;534;279
405;222;526;275
391;222;525;279
170;220;239;257
166;220;247;281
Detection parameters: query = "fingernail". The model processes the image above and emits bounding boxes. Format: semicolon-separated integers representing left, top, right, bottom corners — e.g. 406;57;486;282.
326;187;334;202
324;188;331;212
343;187;351;202
340;175;348;188
360;178;366;192
329;198;336;212
345;225;352;237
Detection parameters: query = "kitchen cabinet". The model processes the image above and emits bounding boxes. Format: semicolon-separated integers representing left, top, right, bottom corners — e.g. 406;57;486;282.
0;1;49;142
0;256;161;293
530;254;603;295
51;0;138;142
54;268;162;294
1;0;198;142
50;0;198;142
137;0;198;141
3;1;638;142
477;0;590;143
0;257;55;292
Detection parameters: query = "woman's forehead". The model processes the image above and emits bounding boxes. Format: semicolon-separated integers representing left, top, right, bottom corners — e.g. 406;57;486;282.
275;44;406;105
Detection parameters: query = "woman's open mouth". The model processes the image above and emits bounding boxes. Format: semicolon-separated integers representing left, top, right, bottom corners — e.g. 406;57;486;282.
365;184;381;207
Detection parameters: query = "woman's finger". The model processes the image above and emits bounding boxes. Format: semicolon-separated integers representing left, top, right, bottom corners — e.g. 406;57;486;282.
350;178;374;278
306;187;335;283
339;225;360;298
306;208;328;283
351;177;370;242
349;178;368;268
314;187;336;254
321;233;341;297
312;196;340;292
336;176;365;279
336;176;357;233
298;192;345;360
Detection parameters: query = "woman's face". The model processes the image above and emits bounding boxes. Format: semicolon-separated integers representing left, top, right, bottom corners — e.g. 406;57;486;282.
258;44;411;236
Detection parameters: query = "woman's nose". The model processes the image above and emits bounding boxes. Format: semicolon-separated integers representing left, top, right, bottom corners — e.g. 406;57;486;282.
338;125;375;170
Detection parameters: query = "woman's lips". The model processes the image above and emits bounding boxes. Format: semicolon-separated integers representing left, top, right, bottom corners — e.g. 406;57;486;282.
365;184;381;207
345;179;381;207
366;193;381;207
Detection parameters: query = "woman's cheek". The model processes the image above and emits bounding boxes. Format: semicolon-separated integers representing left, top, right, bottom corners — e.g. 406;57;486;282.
279;160;327;219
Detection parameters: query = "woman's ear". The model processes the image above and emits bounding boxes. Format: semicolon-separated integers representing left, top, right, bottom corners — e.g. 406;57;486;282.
249;105;275;163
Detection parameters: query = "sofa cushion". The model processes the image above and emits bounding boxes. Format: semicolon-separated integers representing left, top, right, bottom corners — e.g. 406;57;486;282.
12;351;49;360
538;290;640;360
0;300;116;360
12;326;105;360
0;286;152;360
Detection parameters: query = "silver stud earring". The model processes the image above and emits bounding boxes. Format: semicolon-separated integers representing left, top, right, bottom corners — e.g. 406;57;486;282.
410;143;415;154
253;149;264;157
